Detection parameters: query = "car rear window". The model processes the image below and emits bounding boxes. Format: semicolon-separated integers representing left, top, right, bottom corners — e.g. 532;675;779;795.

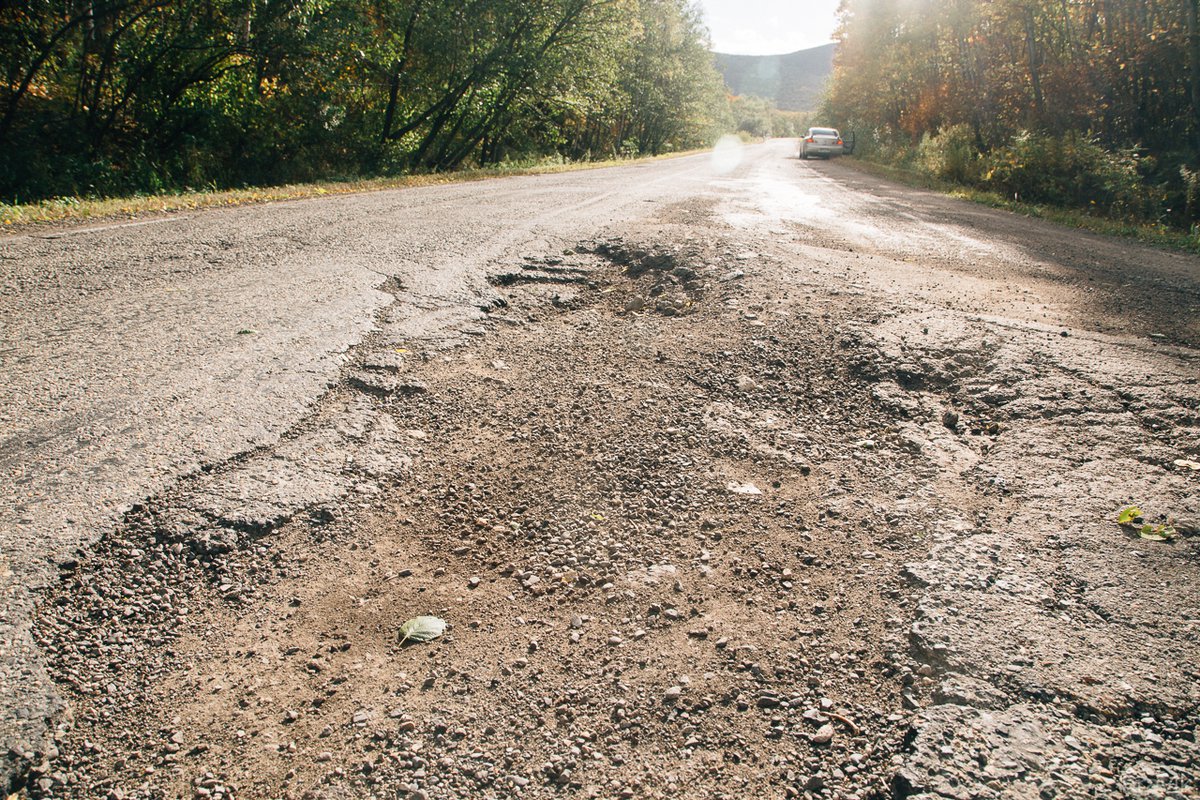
812;128;839;136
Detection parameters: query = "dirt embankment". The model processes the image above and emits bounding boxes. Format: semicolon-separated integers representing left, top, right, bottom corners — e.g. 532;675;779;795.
16;165;1200;800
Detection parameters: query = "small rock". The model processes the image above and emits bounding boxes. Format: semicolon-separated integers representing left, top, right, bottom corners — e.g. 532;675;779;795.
812;723;835;745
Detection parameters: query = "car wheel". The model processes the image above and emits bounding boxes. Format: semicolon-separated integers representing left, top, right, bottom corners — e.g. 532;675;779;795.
800;149;808;160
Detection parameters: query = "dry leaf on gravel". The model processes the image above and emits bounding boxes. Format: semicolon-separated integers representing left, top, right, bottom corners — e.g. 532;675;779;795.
398;615;447;645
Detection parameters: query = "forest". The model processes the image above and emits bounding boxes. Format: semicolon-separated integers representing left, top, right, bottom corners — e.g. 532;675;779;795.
0;0;731;203
826;0;1200;231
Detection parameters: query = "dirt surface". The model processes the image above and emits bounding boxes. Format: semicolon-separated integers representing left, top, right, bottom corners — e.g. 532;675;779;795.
5;140;1200;799
1;153;716;767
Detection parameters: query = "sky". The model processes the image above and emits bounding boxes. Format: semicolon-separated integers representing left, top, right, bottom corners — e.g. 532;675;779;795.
697;0;841;56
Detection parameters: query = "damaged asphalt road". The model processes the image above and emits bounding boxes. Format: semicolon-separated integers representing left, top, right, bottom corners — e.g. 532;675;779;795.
2;139;1198;799
0;154;716;772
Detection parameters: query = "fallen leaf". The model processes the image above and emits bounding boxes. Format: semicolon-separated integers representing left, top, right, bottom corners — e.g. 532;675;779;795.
399;615;446;645
1138;524;1173;542
1117;506;1142;525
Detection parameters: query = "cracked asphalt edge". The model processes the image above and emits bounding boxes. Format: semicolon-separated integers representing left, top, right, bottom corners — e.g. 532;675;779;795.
854;313;1200;798
0;264;510;789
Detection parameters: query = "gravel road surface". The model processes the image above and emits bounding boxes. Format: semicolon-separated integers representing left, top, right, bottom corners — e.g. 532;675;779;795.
2;140;1198;798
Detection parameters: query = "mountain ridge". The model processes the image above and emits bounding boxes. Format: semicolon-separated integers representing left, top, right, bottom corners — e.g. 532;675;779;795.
713;43;835;112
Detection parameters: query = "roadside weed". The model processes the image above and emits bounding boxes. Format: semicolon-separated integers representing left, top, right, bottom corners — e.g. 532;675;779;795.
1117;505;1178;541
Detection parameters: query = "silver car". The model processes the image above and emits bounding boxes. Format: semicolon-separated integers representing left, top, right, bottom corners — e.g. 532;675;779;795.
798;127;844;160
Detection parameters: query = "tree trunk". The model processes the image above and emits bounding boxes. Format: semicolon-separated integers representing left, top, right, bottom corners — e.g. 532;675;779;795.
381;65;401;143
1188;0;1200;151
380;1;424;143
1023;5;1045;125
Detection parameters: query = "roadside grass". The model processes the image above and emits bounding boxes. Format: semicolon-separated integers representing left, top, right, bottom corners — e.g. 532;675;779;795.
0;150;702;231
843;157;1200;255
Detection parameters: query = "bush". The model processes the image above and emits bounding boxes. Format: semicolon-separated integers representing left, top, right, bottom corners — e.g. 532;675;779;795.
981;131;1150;217
918;124;981;184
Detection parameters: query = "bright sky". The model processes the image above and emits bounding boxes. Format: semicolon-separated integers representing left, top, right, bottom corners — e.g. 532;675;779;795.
697;0;841;55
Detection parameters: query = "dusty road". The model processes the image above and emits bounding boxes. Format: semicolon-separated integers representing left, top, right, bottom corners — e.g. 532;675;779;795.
2;139;1198;799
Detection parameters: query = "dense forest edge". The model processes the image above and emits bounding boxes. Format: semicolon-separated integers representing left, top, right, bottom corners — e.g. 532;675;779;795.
6;0;1198;247
0;0;734;206
823;0;1200;240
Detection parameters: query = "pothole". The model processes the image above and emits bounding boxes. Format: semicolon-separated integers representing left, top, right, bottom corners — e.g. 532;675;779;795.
588;238;714;317
487;255;594;288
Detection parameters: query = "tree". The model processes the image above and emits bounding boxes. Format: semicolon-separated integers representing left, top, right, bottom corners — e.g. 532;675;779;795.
826;0;1199;225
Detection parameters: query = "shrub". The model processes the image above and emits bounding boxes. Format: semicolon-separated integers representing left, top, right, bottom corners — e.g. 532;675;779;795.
918;124;981;184
981;131;1150;217
1181;164;1200;222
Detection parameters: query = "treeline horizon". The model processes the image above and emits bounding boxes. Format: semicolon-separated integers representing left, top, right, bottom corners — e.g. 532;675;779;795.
826;0;1200;231
1;0;732;203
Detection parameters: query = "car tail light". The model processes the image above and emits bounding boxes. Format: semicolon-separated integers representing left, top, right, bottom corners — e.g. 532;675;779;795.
836;139;843;145
806;137;815;143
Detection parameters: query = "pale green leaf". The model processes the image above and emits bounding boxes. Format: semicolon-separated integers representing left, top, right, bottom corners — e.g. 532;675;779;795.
1138;524;1171;541
1117;506;1142;525
399;615;447;645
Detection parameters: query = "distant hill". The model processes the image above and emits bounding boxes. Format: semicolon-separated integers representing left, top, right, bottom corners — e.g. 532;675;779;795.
714;43;835;112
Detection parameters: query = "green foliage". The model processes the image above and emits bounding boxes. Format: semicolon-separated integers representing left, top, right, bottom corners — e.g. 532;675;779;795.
771;113;805;139
729;96;807;140
825;0;1200;230
918;125;982;185
732;96;773;138
981;132;1149;216
0;0;730;201
1117;505;1178;542
1117;506;1143;525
